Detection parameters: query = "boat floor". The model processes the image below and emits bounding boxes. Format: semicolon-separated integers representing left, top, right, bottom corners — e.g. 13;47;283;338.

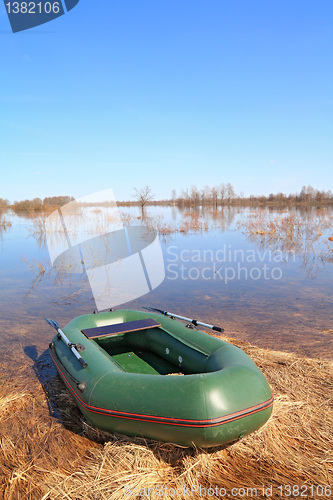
108;348;184;375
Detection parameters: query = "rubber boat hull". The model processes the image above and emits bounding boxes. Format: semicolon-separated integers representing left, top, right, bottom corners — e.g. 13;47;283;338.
49;309;273;447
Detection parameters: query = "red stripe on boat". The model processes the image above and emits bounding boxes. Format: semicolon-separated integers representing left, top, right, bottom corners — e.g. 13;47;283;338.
50;348;273;428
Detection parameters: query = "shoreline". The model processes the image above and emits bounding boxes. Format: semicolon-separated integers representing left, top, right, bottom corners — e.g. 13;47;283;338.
1;334;332;499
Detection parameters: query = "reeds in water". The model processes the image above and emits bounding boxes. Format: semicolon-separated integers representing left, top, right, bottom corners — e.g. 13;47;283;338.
0;215;11;230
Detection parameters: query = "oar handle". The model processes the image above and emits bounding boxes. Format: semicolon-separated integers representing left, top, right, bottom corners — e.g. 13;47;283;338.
56;327;88;368
212;326;223;332
77;355;88;368
67;342;87;368
144;307;224;333
144;307;166;315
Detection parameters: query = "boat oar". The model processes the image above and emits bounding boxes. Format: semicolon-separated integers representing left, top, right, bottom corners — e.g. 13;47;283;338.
44;318;88;368
143;307;224;333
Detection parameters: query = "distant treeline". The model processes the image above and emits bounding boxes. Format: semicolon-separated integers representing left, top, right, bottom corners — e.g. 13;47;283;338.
1;196;75;213
171;184;333;207
1;185;333;214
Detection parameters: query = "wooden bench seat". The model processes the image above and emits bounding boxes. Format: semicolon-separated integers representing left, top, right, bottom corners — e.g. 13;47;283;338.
82;318;161;339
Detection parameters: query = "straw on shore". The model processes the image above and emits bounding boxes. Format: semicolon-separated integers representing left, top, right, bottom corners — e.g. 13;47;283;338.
0;339;332;499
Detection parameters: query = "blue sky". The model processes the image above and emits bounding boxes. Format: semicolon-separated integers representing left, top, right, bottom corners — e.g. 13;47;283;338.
0;0;332;202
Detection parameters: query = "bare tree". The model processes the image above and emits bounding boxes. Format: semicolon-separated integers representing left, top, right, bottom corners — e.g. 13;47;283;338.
211;186;218;208
226;183;236;205
201;185;211;205
219;183;226;206
190;185;200;206
0;198;10;209
179;189;190;207
133;185;155;213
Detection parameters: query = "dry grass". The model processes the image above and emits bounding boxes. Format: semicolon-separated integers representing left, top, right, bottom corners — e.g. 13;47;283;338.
0;215;11;229
239;210;333;277
22;257;47;277
0;341;332;499
143;212;211;235
240;210;332;244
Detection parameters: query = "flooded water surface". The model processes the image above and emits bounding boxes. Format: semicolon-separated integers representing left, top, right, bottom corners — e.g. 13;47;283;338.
0;205;332;362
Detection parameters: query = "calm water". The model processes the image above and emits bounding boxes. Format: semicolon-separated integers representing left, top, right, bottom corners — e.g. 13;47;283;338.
0;205;332;362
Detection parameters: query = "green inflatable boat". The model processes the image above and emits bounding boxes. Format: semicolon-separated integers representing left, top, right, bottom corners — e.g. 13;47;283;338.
48;309;273;447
